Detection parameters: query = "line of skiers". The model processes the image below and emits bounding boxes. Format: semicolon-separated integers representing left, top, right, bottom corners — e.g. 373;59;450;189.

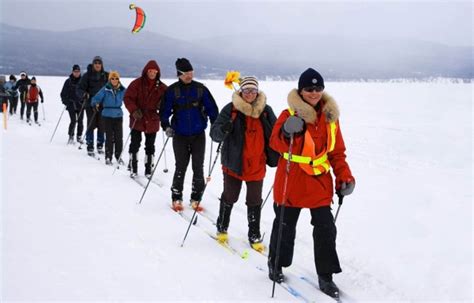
1;72;44;125
57;55;356;300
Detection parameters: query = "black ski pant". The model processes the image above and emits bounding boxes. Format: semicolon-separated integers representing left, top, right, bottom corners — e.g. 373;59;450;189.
67;107;84;138
128;128;156;155
171;132;205;202
26;102;39;122
20;92;26;119
9;95;18;114
221;172;263;207
85;106;105;150
269;204;342;276
103;116;123;160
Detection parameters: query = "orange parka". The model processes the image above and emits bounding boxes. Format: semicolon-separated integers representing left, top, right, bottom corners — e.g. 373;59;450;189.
270;89;354;209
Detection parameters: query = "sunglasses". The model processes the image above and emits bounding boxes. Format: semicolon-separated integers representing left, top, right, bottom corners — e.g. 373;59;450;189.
302;86;324;93
93;61;102;65
110;77;119;80
242;88;258;94
178;70;193;76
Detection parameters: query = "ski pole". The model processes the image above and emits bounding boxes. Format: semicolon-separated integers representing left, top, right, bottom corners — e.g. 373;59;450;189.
137;136;171;204
112;119;137;175
208;140;213;178
260;184;274;210
41;102;46;120
272;134;294;298
181;140;223;247
49;106;66;143
78;109;97;150
334;193;344;223
162;131;168;173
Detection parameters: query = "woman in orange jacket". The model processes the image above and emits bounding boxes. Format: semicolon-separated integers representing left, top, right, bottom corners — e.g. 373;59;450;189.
268;68;355;300
210;76;278;251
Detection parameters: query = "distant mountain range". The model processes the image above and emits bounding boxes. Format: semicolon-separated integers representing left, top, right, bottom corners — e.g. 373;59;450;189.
0;23;472;80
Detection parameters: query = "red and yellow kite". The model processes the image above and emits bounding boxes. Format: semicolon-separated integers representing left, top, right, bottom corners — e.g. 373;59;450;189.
129;4;146;34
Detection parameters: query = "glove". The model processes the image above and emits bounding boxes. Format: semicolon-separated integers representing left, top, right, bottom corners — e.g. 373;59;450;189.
338;181;355;196
165;127;175;138
221;120;233;134
132;109;143;120
41;99;44;103
282;116;304;138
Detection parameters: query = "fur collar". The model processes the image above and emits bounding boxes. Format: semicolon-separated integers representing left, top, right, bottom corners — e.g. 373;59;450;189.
287;89;339;124
232;91;267;118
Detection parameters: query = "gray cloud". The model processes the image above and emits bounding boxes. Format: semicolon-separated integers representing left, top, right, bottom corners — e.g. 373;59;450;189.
2;0;472;47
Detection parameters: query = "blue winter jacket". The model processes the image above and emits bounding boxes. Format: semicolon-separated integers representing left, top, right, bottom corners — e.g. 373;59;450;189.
4;81;18;97
160;80;219;136
91;83;126;118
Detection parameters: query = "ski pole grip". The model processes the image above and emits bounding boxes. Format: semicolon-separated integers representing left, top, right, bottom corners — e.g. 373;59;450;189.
337;192;344;205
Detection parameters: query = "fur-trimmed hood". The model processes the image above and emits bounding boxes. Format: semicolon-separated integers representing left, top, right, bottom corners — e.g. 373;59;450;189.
287;89;339;124
232;91;267;118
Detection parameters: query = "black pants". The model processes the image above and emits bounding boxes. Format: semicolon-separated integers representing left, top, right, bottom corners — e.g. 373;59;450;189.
171;132;205;202
129;128;156;155
269;205;342;276
221;173;263;207
67;108;84;137
26;102;39;122
20;92;26;119
9;95;18;114
103;116;123;160
85;106;105;148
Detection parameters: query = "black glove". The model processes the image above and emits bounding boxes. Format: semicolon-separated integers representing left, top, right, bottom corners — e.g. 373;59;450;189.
165;127;175;138
221;120;233;134
41;99;44;103
339;181;355;196
282;116;304;138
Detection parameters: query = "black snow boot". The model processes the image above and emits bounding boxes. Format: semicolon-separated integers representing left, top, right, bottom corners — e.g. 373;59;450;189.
144;154;155;178
97;143;104;155
129;153;138;177
268;258;284;283
216;200;233;234
318;274;339;300
247;205;263;244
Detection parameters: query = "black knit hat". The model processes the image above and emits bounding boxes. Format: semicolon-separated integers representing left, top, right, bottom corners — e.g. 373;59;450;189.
92;56;103;64
72;64;80;71
31;76;36;81
298;68;325;91
9;74;16;81
176;58;193;76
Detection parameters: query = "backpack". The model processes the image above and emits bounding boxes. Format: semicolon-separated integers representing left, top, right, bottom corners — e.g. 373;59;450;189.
27;85;40;102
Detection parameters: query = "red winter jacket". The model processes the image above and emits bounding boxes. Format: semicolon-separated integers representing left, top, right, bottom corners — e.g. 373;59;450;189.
224;115;266;181
124;60;167;133
270;90;354;209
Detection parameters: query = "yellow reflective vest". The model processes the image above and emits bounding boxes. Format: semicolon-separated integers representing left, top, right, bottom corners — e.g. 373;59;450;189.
283;108;337;175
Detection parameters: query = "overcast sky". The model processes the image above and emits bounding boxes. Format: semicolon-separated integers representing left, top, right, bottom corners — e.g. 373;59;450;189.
2;0;472;47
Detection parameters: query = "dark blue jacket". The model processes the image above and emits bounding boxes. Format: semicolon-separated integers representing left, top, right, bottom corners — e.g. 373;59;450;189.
60;74;83;111
160;80;219;136
91;83;126;118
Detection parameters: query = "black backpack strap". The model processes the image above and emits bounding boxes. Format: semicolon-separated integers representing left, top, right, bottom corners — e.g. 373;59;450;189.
172;83;204;112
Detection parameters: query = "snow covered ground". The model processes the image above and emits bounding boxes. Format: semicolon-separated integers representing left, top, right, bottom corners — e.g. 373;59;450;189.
1;76;472;302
